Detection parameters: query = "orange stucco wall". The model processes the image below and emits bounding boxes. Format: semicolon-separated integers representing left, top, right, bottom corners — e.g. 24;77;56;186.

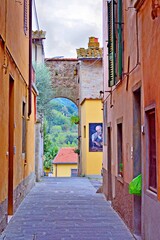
6;0;29;81
139;1;160;200
0;0;35;214
103;0;160;237
0;42;8;202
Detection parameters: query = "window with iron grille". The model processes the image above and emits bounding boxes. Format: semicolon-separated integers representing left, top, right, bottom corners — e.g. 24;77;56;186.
24;0;28;35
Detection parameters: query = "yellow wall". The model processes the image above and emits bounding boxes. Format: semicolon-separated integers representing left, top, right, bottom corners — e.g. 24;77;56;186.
80;99;103;175
53;164;77;177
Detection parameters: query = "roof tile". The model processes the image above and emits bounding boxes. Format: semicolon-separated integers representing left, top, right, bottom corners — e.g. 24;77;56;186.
53;148;78;164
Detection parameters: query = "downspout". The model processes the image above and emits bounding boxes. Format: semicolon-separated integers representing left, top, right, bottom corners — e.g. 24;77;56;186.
3;0;8;74
28;0;32;117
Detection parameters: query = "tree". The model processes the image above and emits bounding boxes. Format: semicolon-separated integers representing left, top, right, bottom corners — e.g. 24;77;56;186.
43;120;58;170
34;62;53;116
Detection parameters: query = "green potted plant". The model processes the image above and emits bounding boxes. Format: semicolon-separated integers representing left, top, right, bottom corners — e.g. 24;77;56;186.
43;157;52;176
119;163;123;177
74;148;80;155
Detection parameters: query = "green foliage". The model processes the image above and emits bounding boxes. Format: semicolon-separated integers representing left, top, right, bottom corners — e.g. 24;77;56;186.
43;157;52;170
42;99;79;171
43;146;58;170
34;63;79;169
80;174;85;177
44;98;78;148
43;119;58;170
70;115;80;125
74;148;80;155
119;163;123;172
33;62;52;116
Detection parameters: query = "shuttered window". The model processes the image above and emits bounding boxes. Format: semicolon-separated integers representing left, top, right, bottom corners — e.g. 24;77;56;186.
108;0;116;87
24;0;28;35
107;0;123;87
117;0;123;79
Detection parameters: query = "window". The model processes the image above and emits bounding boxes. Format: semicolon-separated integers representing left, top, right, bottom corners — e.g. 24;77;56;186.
117;0;123;80
146;109;157;193
107;0;123;87
117;122;123;177
24;0;28;35
22;101;26;154
84;125;86;138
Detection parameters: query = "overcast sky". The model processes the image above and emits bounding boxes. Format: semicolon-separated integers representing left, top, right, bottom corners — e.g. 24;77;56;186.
34;0;102;58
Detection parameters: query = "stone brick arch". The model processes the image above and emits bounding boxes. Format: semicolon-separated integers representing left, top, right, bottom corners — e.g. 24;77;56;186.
45;58;79;106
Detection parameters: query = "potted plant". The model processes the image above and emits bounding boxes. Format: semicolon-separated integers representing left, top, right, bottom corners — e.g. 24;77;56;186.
74;148;80;155
119;163;123;177
43;157;52;176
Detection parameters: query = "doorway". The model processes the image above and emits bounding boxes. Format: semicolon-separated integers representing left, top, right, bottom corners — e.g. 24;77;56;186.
133;87;141;237
107;126;112;200
8;76;14;215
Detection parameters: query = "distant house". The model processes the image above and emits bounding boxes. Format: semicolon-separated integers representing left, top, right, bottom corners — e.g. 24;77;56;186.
53;148;78;177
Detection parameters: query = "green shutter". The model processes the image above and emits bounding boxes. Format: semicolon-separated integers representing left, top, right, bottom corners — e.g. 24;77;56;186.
108;0;116;87
118;0;123;79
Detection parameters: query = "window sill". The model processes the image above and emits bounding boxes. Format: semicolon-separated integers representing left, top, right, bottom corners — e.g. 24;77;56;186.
117;175;124;184
115;79;122;87
145;189;157;201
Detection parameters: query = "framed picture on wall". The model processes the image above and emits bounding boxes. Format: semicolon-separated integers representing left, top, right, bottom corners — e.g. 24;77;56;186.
89;123;103;152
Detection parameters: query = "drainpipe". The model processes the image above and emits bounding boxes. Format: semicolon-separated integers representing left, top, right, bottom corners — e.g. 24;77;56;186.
28;0;32;117
3;0;8;74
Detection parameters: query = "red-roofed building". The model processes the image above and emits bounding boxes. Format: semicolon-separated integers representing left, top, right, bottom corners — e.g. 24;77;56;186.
53;148;78;177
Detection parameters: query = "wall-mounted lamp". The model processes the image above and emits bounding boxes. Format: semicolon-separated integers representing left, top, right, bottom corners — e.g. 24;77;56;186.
99;90;112;98
99;90;113;108
99;91;104;98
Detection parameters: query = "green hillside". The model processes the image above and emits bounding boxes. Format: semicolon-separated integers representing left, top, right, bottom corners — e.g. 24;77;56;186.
45;98;78;148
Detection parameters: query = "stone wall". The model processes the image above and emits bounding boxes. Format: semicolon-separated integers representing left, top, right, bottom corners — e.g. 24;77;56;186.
45;58;79;105
79;59;103;103
0;173;35;233
13;173;35;213
112;177;133;231
35;122;43;182
0;199;7;233
102;168;109;200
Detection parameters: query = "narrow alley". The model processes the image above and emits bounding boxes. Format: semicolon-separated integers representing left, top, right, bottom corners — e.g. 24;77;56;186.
0;178;133;240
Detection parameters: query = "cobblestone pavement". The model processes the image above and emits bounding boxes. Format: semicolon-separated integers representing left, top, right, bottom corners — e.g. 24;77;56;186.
0;177;134;240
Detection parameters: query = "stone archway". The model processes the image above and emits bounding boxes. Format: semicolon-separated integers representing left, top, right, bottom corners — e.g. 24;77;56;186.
45;58;79;105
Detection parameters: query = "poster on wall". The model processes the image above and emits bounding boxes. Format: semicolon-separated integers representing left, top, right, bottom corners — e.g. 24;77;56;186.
89;123;103;152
